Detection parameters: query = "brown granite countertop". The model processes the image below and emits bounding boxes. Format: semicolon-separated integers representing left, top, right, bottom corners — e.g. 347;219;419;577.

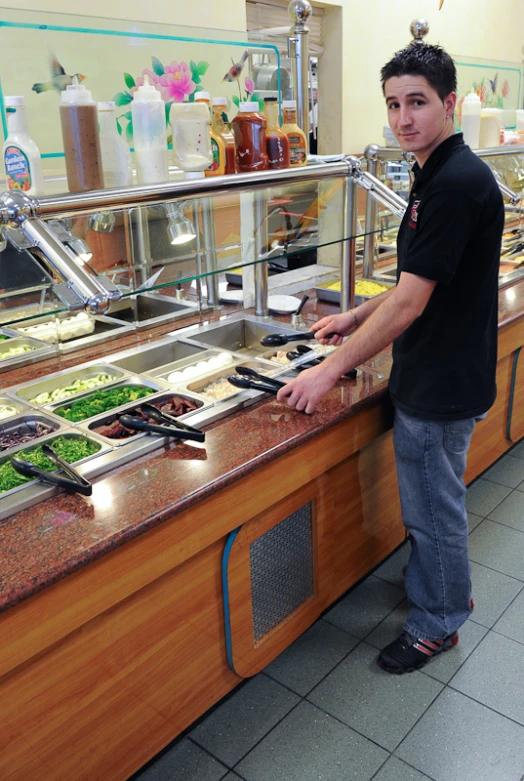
0;278;523;614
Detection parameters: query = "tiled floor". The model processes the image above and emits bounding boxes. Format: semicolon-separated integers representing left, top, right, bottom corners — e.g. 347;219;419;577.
132;444;524;781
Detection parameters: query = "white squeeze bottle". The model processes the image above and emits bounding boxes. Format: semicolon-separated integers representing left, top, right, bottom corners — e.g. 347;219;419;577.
131;76;169;184
461;92;481;149
3;96;44;195
97;101;133;187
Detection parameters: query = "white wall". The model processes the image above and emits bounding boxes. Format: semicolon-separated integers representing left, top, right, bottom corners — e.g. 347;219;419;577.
318;0;524;153
6;1;247;32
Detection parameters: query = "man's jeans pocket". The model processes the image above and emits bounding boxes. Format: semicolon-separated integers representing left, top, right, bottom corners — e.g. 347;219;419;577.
443;419;476;454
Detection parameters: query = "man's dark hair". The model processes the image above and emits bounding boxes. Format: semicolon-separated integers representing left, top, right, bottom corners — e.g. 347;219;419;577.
380;44;457;101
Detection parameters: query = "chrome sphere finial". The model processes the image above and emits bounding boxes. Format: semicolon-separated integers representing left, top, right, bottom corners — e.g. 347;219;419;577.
288;0;312;28
410;18;429;44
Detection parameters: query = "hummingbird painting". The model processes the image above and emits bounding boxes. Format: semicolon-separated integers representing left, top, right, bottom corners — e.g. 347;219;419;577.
32;53;86;94
222;50;249;101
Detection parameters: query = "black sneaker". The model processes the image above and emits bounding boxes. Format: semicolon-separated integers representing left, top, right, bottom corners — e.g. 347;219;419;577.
377;630;459;674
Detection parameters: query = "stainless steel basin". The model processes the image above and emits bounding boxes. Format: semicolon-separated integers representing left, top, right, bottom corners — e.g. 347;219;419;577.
181;318;300;356
111;340;206;376
105;293;199;329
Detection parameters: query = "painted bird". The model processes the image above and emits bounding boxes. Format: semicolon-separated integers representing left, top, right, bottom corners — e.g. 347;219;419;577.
222;50;249;83
32;53;86;94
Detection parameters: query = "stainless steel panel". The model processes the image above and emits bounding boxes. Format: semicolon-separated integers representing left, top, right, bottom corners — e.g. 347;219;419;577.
111;340;207;376
47;377;164;424
0;413;66;457
14;364;128;406
0;396;29;420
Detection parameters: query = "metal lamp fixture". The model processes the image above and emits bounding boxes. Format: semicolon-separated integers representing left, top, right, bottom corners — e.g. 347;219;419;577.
165;203;196;246
88;211;116;234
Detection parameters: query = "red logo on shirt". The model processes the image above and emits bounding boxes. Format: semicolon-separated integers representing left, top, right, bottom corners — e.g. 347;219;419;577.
408;199;421;229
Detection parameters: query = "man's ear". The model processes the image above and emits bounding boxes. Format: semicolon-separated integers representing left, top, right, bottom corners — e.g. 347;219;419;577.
444;91;457;117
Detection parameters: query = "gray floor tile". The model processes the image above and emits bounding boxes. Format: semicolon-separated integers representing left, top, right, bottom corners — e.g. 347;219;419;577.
509;438;524;459
493;589;524;644
365;599;409;651
488;489;524;531
236;700;387;781
468;512;483;533
469;519;524;581
220;775;244;781
190;674;300;767
135;738;227;781
323;575;405;639
264;619;358;696
421;620;487;684
483;454;524;488
469;560;524;627
450;631;524;725
373;756;433;781
396;688;524;781
307;642;443;751
373;542;410;589
465;478;512;517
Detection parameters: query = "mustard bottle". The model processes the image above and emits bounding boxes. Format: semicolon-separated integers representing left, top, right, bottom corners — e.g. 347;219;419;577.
195;91;226;176
281;100;307;167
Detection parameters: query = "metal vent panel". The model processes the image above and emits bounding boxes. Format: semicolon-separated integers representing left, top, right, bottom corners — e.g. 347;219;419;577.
250;502;314;642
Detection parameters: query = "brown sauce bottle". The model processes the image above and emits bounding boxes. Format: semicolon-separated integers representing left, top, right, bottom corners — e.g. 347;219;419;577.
264;97;290;170
231;102;268;173
60;78;104;193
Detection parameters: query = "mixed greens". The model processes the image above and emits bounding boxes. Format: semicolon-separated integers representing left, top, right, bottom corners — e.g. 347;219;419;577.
30;372;118;405
0;435;100;494
55;385;155;422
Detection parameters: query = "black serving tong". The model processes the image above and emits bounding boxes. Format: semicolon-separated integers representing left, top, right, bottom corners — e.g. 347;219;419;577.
120;402;205;443
260;330;337;347
227;367;286;395
11;443;93;496
288;344;358;379
501;241;524;258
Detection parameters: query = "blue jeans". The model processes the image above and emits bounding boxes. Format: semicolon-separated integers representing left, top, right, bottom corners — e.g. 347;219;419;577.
393;407;482;641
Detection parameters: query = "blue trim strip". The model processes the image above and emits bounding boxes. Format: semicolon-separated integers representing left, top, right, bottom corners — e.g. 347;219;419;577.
0;77;7;141
222;525;242;674
506;346;521;442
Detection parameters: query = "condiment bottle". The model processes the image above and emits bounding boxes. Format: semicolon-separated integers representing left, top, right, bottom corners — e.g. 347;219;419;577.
281;100;307;167
131;75;169;184
479;108;501;149
461;92;481;149
97;101;133;187
60;77;104;192
231;101;268;173
195;91;225;177
264;97;290;170
170;102;213;173
211;97;236;175
3;96;44;195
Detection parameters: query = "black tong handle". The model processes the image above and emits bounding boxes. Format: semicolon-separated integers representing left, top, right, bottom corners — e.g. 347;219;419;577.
120;415;205;442
139;402;205;437
11;447;93;497
235;366;286;388
227;375;281;394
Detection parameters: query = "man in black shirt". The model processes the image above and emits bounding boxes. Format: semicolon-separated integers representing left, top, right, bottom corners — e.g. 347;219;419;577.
277;44;504;673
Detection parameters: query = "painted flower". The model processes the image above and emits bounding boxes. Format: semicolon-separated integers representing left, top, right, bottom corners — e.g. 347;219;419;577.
476;84;486;104
131;69;163;96
160;61;196;102
245;77;255;95
502;79;509;98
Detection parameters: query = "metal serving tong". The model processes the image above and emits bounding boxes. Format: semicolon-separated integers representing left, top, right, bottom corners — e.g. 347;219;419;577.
11;443;93;496
227;366;286;395
260;330;337;347
286;344;358;379
119;402;205;443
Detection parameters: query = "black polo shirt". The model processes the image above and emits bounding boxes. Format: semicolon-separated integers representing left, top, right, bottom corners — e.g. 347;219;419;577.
389;133;504;421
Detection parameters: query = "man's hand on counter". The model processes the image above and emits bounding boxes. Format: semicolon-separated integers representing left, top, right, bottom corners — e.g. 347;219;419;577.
276;361;340;414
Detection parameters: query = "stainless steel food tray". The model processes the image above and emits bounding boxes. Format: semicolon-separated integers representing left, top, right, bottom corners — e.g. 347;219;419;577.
12;364;130;407
104;292;201;330
46;377;165;424
178;316;302;357
110;337;208;377
8;314;135;353
0;413;69;458
0;336;54;373
183;360;272;406
80;389;208;449
315;279;394;305
0;430;111;521
0;396;29;420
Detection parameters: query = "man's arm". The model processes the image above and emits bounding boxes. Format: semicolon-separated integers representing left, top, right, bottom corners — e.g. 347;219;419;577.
277;271;437;414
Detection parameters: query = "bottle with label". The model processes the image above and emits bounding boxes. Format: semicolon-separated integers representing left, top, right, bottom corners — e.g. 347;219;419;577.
132;76;169;184
97;101;133;187
195;91;225;176
170;101;213;173
60;77;104;192
3;96;44;195
231;102;268;172
281;100;307;167
264;97;290;170
211;98;236;175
